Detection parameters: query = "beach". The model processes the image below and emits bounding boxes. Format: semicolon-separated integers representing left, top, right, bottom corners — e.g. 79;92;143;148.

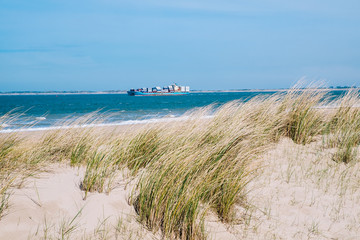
1;88;360;239
2;0;359;238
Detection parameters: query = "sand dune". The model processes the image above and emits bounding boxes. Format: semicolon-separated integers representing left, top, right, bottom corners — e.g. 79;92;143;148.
1;88;360;239
1;136;359;239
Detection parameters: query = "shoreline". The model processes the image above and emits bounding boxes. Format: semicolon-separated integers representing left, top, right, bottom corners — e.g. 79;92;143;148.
0;91;127;96
0;115;208;134
2;103;357;134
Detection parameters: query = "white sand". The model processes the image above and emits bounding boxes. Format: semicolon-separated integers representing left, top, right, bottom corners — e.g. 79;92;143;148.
231;138;360;239
0;165;157;239
1;137;360;239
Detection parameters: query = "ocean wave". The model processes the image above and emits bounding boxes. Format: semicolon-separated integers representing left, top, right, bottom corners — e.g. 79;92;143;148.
35;117;46;120
0;115;213;133
314;104;360;109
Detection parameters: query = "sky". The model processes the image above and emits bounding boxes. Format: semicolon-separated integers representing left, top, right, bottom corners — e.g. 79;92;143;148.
0;0;359;91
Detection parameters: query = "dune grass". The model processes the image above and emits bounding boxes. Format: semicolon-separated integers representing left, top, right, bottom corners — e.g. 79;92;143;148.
122;129;162;175
81;150;118;200
130;97;284;239
0;177;14;219
0;86;360;239
279;85;327;145
325;90;360;163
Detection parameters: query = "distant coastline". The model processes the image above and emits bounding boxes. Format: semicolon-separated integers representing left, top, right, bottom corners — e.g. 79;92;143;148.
0;90;127;96
0;87;358;96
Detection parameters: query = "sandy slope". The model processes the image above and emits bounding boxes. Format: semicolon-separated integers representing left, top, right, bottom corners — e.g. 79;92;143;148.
0;166;157;239
231;138;360;239
1;137;360;239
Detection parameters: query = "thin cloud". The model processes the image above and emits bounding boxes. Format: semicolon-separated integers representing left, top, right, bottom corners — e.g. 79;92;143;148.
0;48;52;54
129;0;360;17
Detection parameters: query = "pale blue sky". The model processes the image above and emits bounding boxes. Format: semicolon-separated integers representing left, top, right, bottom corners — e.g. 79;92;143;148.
0;0;359;91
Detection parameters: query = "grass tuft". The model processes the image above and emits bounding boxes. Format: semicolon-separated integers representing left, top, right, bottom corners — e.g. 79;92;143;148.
80;150;117;200
280;84;327;145
123;129;161;174
325;90;360;163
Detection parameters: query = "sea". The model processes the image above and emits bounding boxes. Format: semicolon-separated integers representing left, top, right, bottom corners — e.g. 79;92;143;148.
0;90;352;132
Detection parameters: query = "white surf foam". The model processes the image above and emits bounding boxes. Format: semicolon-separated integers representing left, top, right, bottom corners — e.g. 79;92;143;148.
35;117;46;120
0;115;213;133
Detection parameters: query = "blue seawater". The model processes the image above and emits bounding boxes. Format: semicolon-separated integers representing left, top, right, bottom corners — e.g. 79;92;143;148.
0;91;350;131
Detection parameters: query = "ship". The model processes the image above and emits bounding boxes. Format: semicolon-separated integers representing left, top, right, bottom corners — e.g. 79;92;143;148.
127;83;190;96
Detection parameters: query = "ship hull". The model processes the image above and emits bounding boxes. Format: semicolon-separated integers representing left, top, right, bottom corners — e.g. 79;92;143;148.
127;91;190;96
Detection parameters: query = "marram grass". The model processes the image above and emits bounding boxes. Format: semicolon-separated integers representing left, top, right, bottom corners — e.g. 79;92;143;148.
81;150;117;200
280;85;327;145
131;97;282;239
325;90;360;163
0;86;360;238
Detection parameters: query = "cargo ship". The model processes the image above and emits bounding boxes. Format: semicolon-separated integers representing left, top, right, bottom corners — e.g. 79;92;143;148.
127;83;190;96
